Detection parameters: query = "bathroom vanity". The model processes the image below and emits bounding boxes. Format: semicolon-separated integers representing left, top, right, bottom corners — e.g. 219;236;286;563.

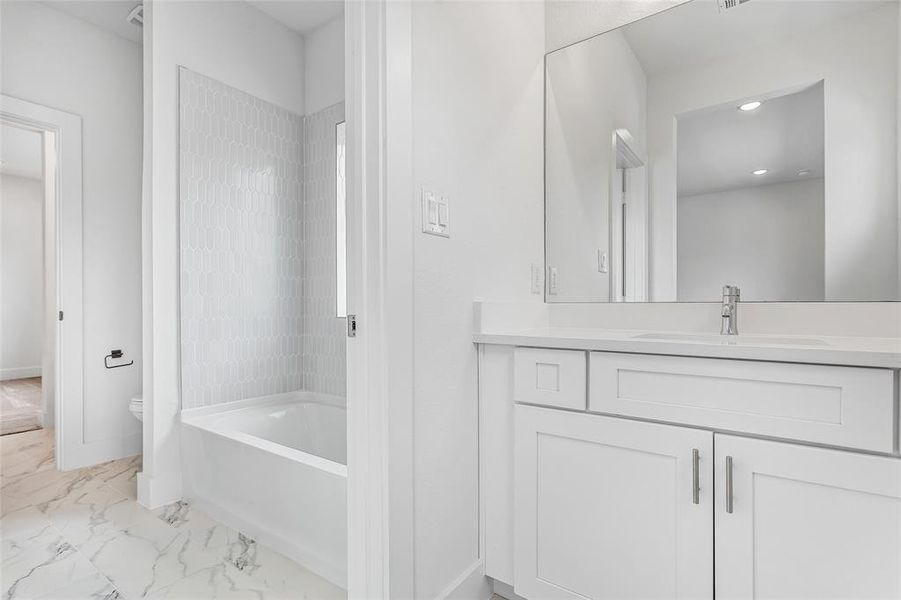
477;330;901;599
489;0;901;595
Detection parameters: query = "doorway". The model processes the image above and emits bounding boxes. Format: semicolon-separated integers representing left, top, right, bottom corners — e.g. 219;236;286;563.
1;94;84;468
1;122;49;435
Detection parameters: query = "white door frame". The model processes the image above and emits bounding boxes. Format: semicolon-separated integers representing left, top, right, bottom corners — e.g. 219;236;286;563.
1;94;84;470
345;0;416;597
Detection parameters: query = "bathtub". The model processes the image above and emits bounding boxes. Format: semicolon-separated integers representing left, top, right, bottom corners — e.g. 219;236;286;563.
180;391;347;588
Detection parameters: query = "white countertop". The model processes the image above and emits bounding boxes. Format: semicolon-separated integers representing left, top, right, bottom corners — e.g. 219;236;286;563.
473;328;901;368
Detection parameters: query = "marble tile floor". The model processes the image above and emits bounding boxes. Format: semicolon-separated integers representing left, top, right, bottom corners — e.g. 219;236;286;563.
1;378;43;436
1;429;346;600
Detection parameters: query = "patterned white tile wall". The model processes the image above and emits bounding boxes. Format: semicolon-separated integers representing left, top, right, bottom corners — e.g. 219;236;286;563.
302;102;347;399
179;69;305;409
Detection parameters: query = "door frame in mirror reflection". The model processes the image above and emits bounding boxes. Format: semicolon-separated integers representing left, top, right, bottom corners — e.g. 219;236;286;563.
611;129;648;303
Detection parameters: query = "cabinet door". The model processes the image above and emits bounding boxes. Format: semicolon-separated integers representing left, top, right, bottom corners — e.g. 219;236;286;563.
514;405;713;600
715;435;901;599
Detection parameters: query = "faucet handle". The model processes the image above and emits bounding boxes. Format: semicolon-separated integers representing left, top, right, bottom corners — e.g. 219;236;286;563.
722;285;740;299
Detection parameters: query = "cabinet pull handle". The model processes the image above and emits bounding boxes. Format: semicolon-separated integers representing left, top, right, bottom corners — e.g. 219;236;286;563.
725;455;734;514
691;448;700;505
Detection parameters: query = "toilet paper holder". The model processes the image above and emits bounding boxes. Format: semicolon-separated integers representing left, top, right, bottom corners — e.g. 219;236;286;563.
105;349;134;369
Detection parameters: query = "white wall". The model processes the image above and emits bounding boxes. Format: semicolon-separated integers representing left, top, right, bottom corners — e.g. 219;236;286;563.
146;0;305;507
1;2;143;448
304;14;344;116
647;3;899;301
545;29;647;302
411;1;544;597
1;175;44;379
545;0;689;52
678;178;825;302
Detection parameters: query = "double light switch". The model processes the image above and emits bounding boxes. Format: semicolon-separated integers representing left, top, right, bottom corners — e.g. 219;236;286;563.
421;189;450;237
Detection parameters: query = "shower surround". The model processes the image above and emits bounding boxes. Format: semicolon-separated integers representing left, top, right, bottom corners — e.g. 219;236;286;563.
302;102;347;398
178;68;346;409
177;69;349;586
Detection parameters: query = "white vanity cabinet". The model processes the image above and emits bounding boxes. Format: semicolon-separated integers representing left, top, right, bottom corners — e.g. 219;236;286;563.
715;435;901;600
480;343;901;600
514;406;713;600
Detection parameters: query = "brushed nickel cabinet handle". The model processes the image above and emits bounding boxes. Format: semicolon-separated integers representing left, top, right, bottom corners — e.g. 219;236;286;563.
692;448;700;505
725;455;734;514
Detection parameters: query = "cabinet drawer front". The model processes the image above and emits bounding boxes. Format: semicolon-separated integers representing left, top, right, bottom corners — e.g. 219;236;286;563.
589;353;895;453
514;348;586;410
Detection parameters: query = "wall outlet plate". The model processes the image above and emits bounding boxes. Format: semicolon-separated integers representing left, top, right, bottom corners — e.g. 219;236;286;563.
421;188;449;237
531;264;544;294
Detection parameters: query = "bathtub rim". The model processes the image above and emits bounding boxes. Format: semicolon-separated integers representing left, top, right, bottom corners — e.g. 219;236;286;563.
181;391;348;478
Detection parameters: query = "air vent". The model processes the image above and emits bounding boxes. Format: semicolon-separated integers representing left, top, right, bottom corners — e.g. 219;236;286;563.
717;0;751;13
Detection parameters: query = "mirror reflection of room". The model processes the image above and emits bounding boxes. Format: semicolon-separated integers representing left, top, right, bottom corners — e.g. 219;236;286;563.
676;83;825;302
545;0;900;303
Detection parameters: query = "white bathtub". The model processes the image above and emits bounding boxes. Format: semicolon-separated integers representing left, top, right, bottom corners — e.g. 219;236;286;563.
180;391;347;587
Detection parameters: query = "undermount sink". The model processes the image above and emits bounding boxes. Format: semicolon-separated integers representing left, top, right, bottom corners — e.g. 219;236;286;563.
632;332;829;347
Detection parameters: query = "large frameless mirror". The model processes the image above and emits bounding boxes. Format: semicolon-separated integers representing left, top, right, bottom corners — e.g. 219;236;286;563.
545;0;900;302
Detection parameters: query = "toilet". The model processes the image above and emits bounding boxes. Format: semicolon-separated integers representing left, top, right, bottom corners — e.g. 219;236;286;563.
129;394;143;422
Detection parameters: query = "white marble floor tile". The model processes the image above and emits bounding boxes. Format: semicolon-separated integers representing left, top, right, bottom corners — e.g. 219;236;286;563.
2;464;95;512
78;513;189;598
0;428;52;457
43;483;148;547
2;523;102;600
152;501;241;553
218;537;345;600
34;571;121;600
146;559;268;600
1;427;345;600
92;455;142;500
0;505;54;543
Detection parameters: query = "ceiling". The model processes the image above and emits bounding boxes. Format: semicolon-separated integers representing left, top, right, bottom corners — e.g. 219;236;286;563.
621;0;891;77
677;82;825;197
44;1;144;43
1;124;44;181
245;1;343;35
41;0;343;44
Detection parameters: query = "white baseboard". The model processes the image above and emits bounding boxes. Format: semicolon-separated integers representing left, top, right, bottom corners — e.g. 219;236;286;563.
136;469;182;510
1;366;42;381
435;560;492;600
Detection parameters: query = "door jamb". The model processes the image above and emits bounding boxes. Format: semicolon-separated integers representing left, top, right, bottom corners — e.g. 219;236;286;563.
345;0;416;597
1;94;83;470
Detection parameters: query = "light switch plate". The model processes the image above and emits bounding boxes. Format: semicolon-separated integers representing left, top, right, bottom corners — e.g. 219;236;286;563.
421;188;450;237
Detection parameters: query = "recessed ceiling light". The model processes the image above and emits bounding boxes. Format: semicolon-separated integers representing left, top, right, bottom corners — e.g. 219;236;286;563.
739;101;762;111
797;169;810;176
751;169;768;175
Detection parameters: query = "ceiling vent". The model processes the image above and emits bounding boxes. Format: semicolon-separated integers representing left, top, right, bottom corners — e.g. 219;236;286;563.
717;0;751;13
126;4;143;27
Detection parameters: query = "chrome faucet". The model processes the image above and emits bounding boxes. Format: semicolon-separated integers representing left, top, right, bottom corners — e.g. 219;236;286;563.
721;285;740;335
